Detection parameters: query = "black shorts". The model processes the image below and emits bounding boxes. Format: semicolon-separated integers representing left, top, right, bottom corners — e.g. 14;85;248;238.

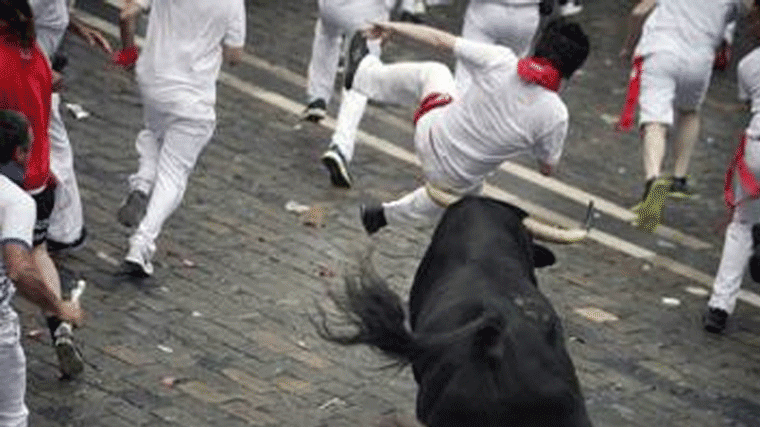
31;185;55;247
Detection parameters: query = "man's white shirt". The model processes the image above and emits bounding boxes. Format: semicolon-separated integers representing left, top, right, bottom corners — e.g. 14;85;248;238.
739;48;760;140
0;176;36;310
136;0;246;121
430;38;567;189
636;0;744;60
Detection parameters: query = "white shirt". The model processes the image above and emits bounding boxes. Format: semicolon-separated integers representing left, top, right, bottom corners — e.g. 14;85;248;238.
636;0;743;60
430;38;567;190
136;0;246;121
739;47;760;140
0;176;36;310
29;0;70;57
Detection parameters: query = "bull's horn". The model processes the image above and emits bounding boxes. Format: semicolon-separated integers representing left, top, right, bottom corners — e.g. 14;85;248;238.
522;201;594;244
522;217;587;243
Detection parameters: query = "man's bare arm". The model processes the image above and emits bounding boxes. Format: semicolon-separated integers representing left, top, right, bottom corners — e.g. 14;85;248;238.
620;0;657;62
223;46;244;66
368;21;458;53
4;243;83;325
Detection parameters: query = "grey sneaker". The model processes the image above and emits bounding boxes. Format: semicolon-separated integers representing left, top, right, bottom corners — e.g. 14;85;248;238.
124;234;155;277
117;190;148;228
321;145;352;188
54;322;84;379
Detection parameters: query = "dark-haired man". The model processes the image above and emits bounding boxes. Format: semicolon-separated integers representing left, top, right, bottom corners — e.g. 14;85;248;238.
345;20;589;234
0;109;84;426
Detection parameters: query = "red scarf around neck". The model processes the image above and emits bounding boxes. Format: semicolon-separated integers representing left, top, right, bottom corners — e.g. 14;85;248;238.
517;57;561;92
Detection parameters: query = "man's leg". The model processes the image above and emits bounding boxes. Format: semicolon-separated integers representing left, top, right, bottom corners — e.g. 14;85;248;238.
30;186;84;378
353;56;456;107
322;39;383;188
47;93;85;248
305;17;343;119
119;106;165;227
383;186;445;226
0;310;28;427
125;116;215;276
641;122;668;181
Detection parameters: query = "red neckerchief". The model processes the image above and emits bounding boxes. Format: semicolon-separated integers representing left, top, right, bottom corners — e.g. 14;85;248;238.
616;56;643;132
725;133;760;209
516;57;561;92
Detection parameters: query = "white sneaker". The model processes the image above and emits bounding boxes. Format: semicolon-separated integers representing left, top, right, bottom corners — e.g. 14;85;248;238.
54;322;84;379
560;1;582;16
124;233;155;277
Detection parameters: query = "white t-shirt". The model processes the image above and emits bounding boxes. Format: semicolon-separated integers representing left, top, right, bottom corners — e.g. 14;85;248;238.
430;38;567;189
0;176;36;310
136;0;246;121
636;0;743;61
29;0;70;57
739;47;760;140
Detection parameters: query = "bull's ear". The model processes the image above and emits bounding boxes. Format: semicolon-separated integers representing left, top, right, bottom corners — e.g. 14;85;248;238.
532;243;556;268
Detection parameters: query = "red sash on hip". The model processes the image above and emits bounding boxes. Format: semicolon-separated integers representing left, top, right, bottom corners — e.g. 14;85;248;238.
414;92;453;125
725;134;760;209
516;57;561;92
616;56;643;132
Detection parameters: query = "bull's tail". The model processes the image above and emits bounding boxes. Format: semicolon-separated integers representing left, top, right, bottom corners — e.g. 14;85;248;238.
313;264;422;365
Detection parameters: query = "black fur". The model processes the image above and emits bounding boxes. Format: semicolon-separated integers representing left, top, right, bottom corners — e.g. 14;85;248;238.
316;196;592;427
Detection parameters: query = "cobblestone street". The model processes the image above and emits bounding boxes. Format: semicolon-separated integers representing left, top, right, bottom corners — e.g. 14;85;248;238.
15;1;760;426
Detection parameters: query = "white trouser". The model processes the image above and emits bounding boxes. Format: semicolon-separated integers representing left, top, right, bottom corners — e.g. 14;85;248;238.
36;25;85;245
708;137;760;313
0;309;28;427
354;56;482;226
129;103;216;244
454;3;539;92
47;93;85;244
306;1;386;104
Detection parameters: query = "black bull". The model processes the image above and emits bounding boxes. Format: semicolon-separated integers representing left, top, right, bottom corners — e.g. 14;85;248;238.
316;196;592;427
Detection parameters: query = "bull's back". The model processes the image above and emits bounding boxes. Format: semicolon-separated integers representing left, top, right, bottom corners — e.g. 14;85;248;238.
409;197;540;326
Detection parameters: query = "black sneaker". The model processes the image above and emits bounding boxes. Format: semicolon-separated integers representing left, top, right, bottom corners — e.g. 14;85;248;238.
344;32;369;91
303;98;327;123
117;190;149;228
321;145;352;188
668;176;697;200
749;224;760;283
703;307;728;333
47;227;88;253
397;10;425;24
361;203;387;235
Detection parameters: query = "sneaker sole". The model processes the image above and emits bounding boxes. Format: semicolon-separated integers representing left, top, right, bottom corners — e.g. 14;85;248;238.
635;180;669;232
321;152;352;188
124;259;152;277
56;339;84;378
303;109;326;123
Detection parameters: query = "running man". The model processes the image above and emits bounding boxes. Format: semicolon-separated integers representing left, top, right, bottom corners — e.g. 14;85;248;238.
619;0;753;232
115;0;245;277
340;19;589;234
704;0;760;333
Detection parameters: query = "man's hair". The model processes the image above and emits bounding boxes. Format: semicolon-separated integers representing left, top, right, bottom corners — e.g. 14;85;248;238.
533;19;590;79
0;110;30;163
0;0;35;49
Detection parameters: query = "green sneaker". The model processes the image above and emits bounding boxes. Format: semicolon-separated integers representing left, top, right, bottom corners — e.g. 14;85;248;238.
634;178;670;232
